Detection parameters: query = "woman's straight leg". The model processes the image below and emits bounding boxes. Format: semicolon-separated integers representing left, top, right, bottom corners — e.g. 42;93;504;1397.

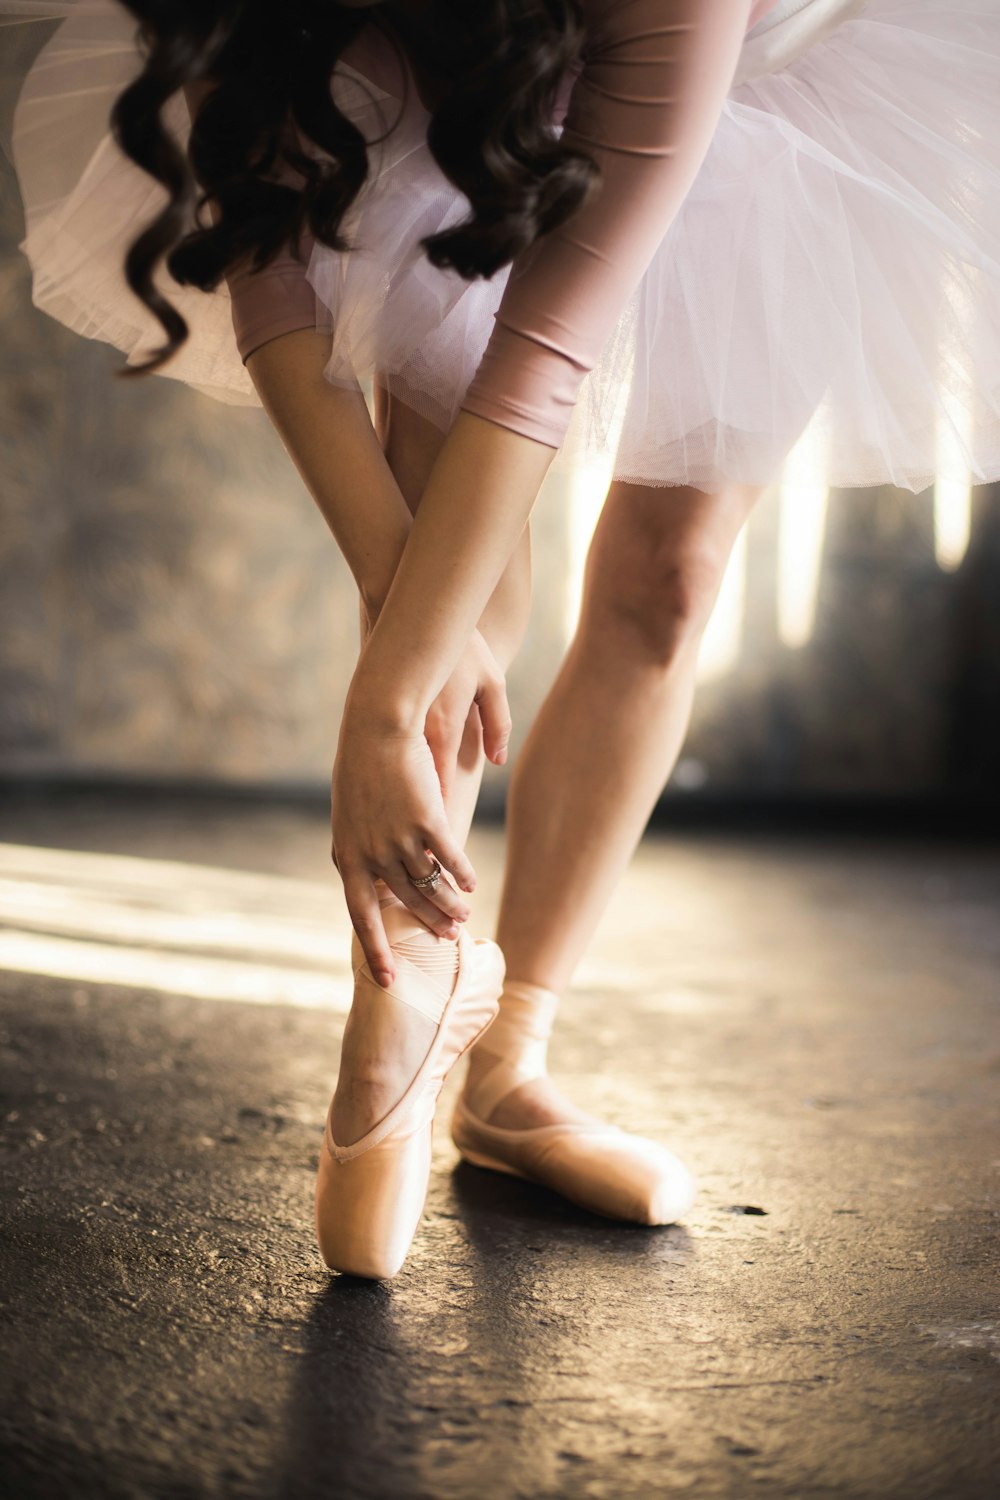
464;478;765;1128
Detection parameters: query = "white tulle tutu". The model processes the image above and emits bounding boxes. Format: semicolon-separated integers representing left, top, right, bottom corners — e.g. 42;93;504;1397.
3;0;1000;494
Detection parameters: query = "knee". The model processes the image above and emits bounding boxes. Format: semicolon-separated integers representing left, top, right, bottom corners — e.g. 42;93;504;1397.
584;541;727;668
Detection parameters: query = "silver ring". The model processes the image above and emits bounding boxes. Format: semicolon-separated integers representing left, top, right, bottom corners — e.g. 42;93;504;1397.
408;856;442;890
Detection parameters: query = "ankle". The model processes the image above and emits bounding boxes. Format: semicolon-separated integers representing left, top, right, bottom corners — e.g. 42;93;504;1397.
490;974;562;1007
462;975;562;1112
484;977;562;1047
486;977;562;1023
465;1042;504;1088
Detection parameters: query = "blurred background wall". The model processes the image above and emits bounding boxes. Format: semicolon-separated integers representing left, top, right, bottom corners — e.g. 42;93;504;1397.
2;58;998;817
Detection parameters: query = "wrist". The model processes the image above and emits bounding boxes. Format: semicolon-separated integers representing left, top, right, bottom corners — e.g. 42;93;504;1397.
344;667;427;738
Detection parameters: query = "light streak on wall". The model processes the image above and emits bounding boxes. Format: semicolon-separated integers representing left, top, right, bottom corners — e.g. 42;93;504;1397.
934;262;978;572
695;524;748;683
777;419;830;650
934;390;973;573
561;367;633;641
564;456;614;641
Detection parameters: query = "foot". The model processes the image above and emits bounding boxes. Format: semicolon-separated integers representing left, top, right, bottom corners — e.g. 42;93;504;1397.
462;1045;598;1130
331;985;439;1147
331;888;460;1147
453;980;695;1226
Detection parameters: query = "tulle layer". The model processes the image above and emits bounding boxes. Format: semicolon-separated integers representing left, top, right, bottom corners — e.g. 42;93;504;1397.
4;0;1000;492
314;0;1000;493
0;1;260;405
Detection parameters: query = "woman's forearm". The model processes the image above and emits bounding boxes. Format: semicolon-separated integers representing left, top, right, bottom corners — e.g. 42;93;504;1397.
243;333;413;617
348;411;554;730
183;79;413;610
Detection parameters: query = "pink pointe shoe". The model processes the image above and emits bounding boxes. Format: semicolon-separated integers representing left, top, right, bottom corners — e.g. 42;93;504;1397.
451;980;697;1225
315;913;505;1280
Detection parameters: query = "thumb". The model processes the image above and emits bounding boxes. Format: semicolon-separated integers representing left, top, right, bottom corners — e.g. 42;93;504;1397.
477;674;513;766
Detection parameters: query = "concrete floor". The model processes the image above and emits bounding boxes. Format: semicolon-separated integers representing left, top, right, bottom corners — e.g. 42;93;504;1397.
0;788;998;1500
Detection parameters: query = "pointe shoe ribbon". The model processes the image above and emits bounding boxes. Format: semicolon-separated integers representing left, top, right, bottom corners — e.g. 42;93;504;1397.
452;979;696;1226
315;915;505;1280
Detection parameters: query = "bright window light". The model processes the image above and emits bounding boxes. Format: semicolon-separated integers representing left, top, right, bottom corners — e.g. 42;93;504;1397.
696;522;747;683
934;390;973;573
934;263;978;572
777;419;830;650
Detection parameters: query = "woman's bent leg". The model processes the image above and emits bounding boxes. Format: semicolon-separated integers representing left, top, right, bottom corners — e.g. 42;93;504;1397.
332;389;532;1148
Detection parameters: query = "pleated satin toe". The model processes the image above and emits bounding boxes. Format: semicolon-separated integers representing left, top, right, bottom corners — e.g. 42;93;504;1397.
316;919;505;1280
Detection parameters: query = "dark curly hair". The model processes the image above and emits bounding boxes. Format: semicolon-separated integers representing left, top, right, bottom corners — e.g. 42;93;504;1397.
107;0;599;378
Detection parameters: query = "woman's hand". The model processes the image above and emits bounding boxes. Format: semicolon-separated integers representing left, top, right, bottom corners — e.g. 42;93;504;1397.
329;413;551;988
330;707;479;988
423;627;511;804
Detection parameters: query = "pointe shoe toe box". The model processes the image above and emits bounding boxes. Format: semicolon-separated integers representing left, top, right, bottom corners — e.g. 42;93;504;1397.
642;1146;697;1226
533;1127;697;1226
315;932;506;1281
315;1126;432;1279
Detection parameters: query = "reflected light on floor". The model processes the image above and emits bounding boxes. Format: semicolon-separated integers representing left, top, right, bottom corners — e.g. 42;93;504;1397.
0;843;353;1010
777;420;830;650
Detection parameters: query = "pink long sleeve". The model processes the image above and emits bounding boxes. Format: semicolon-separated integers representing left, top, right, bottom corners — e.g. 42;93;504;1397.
460;0;759;446
224;229;318;363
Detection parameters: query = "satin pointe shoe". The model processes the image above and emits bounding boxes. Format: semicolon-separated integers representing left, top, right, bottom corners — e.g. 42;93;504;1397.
315;905;505;1280
451;979;696;1226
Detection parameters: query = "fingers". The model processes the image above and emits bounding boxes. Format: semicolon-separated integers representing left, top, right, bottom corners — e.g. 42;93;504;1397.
424;712;463;804
420;821;477;895
403;851;472;924
380;862;467;938
336;849;475;987
475;669;512;766
341;867;395;988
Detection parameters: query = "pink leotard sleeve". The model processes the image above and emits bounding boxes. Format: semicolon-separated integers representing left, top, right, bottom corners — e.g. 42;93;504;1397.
218;0;776;445
224;231;318;362
460;0;761;446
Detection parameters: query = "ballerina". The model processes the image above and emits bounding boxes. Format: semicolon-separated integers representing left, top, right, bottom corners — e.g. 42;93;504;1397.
3;0;999;1278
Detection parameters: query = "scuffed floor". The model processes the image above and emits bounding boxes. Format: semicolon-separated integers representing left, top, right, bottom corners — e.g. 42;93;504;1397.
1;788;998;1499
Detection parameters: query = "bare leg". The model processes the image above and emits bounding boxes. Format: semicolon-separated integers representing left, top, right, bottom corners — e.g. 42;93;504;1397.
465;478;765;1128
